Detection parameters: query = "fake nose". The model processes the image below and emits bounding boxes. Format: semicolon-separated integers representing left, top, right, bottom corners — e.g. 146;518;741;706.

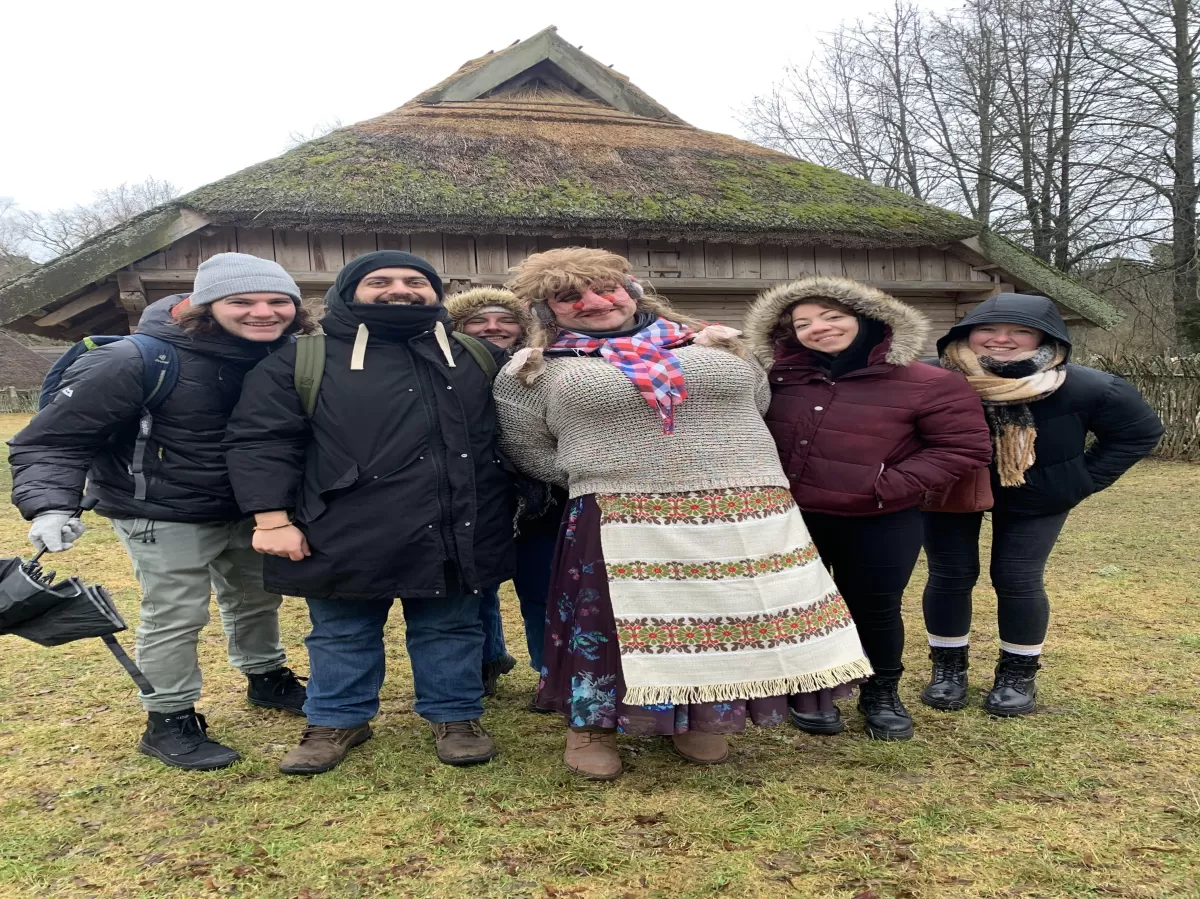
573;289;618;312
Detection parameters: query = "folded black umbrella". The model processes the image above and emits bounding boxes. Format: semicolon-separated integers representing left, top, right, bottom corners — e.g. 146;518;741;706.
0;555;154;694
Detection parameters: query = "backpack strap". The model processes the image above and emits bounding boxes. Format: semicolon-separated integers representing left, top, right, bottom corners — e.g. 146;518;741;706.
450;332;499;381
122;335;180;502
294;333;326;417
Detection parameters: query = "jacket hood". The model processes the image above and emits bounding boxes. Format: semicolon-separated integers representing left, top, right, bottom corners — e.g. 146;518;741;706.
445;288;532;334
936;294;1072;360
744;276;930;368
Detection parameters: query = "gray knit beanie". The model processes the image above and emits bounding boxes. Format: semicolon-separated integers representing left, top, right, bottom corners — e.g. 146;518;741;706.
190;253;302;306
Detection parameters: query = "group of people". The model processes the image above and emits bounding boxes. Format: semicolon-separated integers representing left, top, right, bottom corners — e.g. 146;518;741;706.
7;245;1163;781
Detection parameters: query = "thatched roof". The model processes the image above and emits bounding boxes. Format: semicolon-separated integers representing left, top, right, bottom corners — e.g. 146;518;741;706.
179;27;975;247
0;332;51;390
0;26;1120;334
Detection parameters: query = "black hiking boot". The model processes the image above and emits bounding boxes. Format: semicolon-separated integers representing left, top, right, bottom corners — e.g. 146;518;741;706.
857;671;914;741
482;653;517;697
790;706;845;735
985;651;1040;717
247;667;308;716
920;646;970;711
139;708;241;770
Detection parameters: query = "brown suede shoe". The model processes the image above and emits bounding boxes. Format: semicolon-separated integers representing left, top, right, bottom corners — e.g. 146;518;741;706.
430;719;495;766
279;724;372;775
671;731;729;765
564;730;623;780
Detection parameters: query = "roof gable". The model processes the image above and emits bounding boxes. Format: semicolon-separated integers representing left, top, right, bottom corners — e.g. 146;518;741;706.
412;26;684;123
0;332;52;390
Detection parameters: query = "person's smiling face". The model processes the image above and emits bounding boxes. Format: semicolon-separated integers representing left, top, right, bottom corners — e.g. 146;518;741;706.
968;322;1044;361
208;293;297;342
462;310;524;349
353;267;440;305
790;302;860;354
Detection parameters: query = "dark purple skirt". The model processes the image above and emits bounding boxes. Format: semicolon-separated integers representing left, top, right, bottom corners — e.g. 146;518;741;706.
537;496;853;735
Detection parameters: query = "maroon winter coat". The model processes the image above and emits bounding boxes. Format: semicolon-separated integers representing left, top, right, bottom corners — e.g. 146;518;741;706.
744;277;993;517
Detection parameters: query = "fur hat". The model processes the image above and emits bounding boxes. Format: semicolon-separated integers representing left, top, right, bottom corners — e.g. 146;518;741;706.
444;287;532;336
504;247;743;384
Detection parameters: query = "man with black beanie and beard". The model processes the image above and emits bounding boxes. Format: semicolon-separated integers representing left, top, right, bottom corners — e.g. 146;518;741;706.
224;251;514;774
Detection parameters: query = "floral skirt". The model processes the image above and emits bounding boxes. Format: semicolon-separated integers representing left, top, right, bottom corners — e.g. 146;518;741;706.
537;494;863;735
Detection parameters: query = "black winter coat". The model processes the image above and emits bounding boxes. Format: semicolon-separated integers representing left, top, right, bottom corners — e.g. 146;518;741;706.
223;292;515;601
938;295;1164;517
9;296;278;523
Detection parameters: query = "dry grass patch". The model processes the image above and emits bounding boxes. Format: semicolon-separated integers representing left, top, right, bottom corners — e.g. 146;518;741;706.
0;412;1197;898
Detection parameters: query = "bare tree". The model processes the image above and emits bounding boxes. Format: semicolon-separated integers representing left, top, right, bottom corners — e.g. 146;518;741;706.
0;197;37;282
1083;0;1200;350
18;177;179;258
286;118;343;150
742;0;1181;330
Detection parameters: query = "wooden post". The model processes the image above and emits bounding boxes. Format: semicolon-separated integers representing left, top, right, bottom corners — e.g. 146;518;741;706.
117;272;147;329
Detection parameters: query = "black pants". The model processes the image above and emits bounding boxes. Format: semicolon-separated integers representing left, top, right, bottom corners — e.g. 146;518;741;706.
921;510;1069;651
803;507;924;673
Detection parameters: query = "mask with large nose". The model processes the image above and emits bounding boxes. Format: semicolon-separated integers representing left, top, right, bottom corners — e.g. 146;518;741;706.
553;284;638;332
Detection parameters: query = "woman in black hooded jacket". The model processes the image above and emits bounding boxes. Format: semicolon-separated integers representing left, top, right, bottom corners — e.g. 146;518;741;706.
920;295;1163;716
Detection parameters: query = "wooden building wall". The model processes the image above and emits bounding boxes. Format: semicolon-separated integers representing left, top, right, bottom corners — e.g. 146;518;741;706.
126;227;1003;351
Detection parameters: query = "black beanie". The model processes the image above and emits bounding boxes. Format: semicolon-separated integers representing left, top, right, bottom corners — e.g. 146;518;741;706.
334;251;444;304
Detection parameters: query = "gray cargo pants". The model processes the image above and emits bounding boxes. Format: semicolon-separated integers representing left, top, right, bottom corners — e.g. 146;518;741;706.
111;518;286;713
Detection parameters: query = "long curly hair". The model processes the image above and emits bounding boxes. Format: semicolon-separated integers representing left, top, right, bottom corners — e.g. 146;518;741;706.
504;247;741;384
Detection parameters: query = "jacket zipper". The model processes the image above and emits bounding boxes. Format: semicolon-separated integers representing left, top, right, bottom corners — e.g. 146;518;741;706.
875;462;885;509
413;351;453;560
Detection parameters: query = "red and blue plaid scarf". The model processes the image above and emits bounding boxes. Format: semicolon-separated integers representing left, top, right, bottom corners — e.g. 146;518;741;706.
550;317;695;435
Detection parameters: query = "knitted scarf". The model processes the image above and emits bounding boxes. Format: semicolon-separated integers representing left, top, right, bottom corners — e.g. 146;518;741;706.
941;340;1068;487
550;317;694;435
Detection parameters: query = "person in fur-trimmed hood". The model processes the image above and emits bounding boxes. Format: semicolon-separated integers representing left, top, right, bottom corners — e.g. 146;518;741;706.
494;248;871;781
446;287;561;710
919;294;1162;718
743;276;992;741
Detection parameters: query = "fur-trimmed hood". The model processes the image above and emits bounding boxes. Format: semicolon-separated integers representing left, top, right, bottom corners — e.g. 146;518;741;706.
743;276;930;368
445;287;532;334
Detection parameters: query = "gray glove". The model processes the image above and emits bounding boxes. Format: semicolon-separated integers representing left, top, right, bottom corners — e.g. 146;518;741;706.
29;511;87;553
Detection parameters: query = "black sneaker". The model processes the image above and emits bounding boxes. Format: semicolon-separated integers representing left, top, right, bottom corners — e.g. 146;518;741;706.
482;653;517;697
920;645;969;711
985;651;1040;717
247;667;308;716
857;671;915;741
139;709;241;770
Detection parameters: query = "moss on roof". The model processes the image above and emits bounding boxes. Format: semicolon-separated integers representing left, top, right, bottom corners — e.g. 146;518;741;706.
180;99;976;247
977;231;1122;329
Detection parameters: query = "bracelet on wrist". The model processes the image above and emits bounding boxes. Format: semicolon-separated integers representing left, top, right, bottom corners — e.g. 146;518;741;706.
253;521;293;531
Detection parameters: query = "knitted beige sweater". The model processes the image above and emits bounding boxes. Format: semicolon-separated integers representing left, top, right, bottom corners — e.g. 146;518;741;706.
493;345;789;497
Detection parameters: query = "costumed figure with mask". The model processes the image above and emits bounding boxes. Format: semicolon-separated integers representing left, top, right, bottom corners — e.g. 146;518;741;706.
493;248;872;780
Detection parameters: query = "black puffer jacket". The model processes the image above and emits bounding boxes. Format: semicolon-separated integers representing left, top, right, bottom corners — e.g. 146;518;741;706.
937;295;1164;516
9;296;279;523
223;288;515;601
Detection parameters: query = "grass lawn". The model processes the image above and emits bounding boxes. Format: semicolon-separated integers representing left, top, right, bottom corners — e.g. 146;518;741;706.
0;411;1197;899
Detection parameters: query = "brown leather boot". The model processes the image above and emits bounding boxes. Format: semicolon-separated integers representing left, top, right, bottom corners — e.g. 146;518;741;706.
430;719;495;766
671;731;729;764
563;730;622;780
279;724;372;775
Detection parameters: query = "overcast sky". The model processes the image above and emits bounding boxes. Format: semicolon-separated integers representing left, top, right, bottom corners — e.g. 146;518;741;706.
3;0;954;213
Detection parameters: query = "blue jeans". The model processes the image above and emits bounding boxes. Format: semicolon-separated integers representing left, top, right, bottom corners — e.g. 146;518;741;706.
480;587;507;665
304;592;484;727
512;533;557;672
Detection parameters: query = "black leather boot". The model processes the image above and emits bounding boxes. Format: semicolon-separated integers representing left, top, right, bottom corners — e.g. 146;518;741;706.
247;667;308;716
139;708;241;770
857;671;914;741
920;645;969;711
790;706;845;735
985;651;1040;717
483;653;517;697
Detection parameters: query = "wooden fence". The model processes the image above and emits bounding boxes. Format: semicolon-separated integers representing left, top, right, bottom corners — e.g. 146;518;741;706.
0;387;38;414
1087;354;1200;461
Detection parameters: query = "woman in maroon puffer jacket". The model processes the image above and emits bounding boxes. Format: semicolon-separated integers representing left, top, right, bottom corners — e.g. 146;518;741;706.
744;276;992;741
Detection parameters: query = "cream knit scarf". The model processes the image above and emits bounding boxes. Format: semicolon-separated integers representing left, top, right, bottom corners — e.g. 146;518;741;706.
942;340;1067;486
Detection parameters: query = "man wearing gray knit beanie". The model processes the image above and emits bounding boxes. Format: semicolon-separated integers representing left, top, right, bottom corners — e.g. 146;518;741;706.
9;251;310;771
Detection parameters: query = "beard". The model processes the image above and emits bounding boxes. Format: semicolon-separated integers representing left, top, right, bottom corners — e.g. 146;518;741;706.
373;292;431;305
